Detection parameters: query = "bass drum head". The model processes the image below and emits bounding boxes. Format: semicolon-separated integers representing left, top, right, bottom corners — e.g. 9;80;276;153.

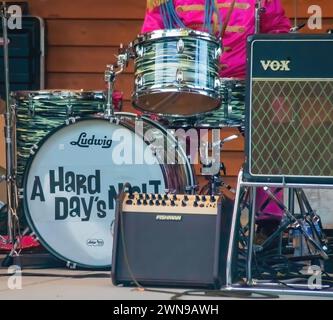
23;115;194;268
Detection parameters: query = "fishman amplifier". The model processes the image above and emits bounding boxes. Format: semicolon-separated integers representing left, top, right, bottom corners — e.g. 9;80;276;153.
112;193;234;289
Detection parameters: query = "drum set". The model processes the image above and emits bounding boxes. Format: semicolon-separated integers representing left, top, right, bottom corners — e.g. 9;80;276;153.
1;5;245;269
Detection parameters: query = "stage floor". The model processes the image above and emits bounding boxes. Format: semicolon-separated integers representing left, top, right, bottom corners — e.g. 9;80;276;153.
0;256;332;300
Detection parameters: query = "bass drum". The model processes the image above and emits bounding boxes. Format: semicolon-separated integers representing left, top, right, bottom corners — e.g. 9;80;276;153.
23;113;195;269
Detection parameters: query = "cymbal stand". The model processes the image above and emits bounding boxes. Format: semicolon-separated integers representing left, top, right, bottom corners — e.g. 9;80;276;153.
1;2;19;246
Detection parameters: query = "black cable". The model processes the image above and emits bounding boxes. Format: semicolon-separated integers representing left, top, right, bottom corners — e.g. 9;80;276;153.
117;183;145;290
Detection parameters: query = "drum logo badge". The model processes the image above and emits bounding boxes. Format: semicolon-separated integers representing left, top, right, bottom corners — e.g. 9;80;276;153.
86;239;105;247
70;132;113;149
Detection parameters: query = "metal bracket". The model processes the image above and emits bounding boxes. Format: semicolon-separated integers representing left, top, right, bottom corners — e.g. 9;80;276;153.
66;262;77;270
177;39;185;54
30;144;39;156
176;68;184;84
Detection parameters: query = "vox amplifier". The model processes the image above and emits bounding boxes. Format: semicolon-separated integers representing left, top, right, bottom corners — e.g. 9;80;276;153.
245;34;333;184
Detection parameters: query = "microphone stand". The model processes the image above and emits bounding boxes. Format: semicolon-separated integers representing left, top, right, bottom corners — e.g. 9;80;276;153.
1;2;18;248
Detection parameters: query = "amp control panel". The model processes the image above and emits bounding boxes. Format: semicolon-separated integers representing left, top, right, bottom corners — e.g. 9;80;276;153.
122;194;222;215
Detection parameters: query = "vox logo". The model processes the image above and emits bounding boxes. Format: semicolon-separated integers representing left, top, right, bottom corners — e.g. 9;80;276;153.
260;60;291;72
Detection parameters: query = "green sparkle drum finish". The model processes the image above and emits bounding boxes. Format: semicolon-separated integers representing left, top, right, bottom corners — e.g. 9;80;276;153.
133;29;222;117
13;90;106;186
162;79;245;129
196;79;246;128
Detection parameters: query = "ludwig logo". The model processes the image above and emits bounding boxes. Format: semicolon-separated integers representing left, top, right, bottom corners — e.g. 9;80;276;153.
260;60;291;72
87;239;105;247
70;132;113;149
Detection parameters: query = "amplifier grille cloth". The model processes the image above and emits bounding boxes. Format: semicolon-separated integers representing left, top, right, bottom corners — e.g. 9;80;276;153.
251;80;333;177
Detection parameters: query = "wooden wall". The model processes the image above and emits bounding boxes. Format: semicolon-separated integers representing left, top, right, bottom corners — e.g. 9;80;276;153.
1;0;332;189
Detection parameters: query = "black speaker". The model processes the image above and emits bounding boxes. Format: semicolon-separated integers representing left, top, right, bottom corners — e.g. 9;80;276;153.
245;34;333;185
0;15;45;98
111;194;234;289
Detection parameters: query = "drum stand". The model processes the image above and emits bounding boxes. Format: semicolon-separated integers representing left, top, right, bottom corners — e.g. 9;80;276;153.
104;44;133;117
1;2;20;253
200;134;240;196
224;170;333;298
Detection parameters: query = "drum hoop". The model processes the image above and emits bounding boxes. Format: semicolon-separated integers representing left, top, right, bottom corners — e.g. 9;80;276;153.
220;78;246;83
134;28;220;46
136;113;196;189
114;112;195;189
22;114;195;267
11;90;106;100
132;88;221;118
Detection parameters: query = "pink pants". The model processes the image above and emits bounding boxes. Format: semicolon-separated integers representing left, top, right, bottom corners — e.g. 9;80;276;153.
256;188;284;222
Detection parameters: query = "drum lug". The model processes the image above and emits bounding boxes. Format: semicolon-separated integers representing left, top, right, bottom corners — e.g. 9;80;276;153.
18;188;24;200
135;45;144;58
65;117;79;125
109;116;120;125
176;68;184;84
66;104;73;116
28;95;35;117
30;144;38;156
135;74;144;88
177;39;185;54
215;47;222;61
214;77;221;90
66;93;74;116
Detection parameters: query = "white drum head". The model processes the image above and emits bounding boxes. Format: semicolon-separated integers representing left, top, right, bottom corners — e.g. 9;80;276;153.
23;118;166;268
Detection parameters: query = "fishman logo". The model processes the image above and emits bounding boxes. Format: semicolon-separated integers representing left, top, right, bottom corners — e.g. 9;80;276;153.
156;215;182;222
70;132;113;149
260;60;291;72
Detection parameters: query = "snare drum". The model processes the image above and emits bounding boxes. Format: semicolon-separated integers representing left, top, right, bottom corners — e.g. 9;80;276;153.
13;90;107;185
133;29;222;117
22;113;195;268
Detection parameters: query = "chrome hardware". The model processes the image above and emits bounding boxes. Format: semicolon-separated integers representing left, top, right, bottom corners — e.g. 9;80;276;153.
176;68;184;84
135;45;144;58
135;74;144;87
177;39;185;53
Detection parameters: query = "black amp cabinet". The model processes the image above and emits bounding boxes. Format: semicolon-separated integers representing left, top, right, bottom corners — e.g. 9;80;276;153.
245;34;333;185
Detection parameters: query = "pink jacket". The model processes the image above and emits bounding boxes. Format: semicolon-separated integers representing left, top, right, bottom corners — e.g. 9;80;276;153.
142;0;291;79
